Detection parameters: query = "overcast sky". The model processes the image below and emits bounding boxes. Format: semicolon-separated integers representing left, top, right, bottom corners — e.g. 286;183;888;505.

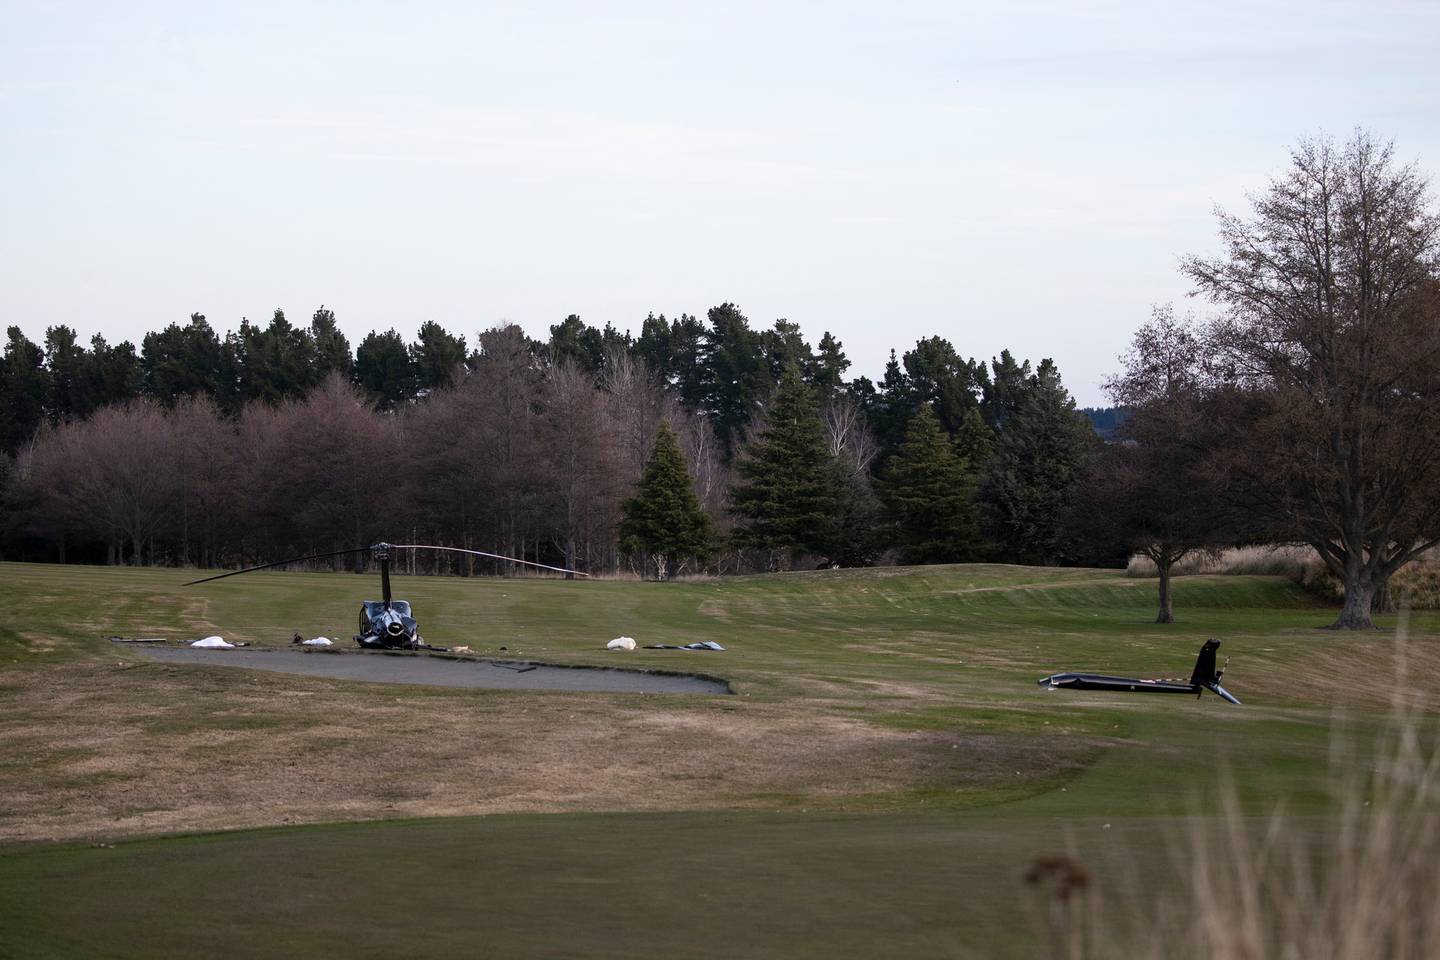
3;1;1438;405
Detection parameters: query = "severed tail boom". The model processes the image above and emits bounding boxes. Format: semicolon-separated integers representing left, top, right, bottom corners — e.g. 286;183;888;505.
1038;638;1241;705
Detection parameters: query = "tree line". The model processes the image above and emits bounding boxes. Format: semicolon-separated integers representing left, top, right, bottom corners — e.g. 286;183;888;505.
0;304;1104;578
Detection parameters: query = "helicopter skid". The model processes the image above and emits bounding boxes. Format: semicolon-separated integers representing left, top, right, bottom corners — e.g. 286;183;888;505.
354;634;450;653
355;634;417;651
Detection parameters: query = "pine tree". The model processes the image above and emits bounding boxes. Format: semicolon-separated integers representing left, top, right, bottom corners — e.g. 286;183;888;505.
141;314;227;404
412;321;468;392
812;332;850;399
979;360;1098;564
817;458;887;567
547;314;604;374
902;336;985;436
728;364;832;567
700;303;768;460
881;404;982;564
981;350;1033;432
0;327;47;453
871;348;911;455
83;335;142;412
952;405;993;468
310;307;354;382
761;319;814;383
619;423;713;579
237;309;320;405
43;325;88;420
355;329;417;411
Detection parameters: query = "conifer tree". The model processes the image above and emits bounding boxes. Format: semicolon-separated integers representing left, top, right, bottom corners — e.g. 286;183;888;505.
412;321;468;392
952;406;993;469
979;360;1097;564
728;363;832;567
699;303;768;461
817;457;887;567
310;307;354;382
0;327;46;453
812;332;850;398
619;423;713;579
140;314;228;405
43;325;89;420
880;404;982;564
355;329;417;411
83;335;143;413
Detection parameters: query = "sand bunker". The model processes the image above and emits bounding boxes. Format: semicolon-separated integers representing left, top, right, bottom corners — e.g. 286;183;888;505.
138;647;730;695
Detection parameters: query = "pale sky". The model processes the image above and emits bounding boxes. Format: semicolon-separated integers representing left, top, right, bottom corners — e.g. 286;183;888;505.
4;1;1438;406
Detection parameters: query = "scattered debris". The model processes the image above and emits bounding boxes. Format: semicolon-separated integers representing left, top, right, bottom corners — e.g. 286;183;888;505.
451;645;472;654
107;636;166;644
301;637;333;647
643;641;725;652
191;636;234;649
607;637;637;651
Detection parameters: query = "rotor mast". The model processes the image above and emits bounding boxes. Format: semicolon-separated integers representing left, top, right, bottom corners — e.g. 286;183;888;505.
373;542;392;608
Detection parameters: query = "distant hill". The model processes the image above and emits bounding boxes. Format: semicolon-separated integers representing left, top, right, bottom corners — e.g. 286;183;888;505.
1080;406;1129;439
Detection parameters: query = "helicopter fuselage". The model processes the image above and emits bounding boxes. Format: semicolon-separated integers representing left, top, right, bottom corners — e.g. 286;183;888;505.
356;599;421;649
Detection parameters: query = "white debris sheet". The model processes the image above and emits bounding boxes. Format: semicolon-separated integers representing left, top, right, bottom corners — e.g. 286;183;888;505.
191;636;234;649
607;637;637;651
301;637;333;646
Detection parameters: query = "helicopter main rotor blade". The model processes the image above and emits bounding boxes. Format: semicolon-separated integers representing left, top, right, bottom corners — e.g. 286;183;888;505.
183;547;370;585
391;544;590;578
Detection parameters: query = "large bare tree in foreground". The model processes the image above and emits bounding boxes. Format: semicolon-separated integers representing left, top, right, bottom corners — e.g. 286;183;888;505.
1184;131;1440;628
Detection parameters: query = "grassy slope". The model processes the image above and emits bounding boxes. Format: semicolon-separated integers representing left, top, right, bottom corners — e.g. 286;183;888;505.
1;561;1435;958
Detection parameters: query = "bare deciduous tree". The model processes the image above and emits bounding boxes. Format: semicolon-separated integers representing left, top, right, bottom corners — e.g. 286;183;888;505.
169;395;235;568
268;374;399;558
468;325;545;568
1097;305;1243;622
1183;131;1440;628
28;401;179;564
539;360;625;572
822;393;879;475
600;349;673;483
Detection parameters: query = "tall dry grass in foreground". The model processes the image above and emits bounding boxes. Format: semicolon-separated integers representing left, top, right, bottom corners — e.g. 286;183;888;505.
1029;621;1440;959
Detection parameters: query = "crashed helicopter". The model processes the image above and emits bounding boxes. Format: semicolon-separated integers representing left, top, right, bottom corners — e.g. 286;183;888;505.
1037;638;1241;704
185;542;587;650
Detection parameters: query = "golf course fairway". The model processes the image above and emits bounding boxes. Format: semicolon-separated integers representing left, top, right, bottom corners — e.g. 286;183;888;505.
2;561;1434;957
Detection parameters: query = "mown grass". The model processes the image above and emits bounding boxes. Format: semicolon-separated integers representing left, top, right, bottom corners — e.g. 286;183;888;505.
1;560;1436;958
0;810;1183;960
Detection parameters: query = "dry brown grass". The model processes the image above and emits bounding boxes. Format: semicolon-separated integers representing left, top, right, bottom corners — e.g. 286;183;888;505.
1125;545;1320;579
0;657;1085;843
1127;545;1440;610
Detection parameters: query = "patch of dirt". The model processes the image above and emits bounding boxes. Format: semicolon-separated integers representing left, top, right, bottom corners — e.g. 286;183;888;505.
0;659;1091;843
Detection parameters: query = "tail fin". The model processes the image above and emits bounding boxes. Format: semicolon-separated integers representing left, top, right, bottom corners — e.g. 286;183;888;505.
1191;638;1242;704
1189;639;1221;686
